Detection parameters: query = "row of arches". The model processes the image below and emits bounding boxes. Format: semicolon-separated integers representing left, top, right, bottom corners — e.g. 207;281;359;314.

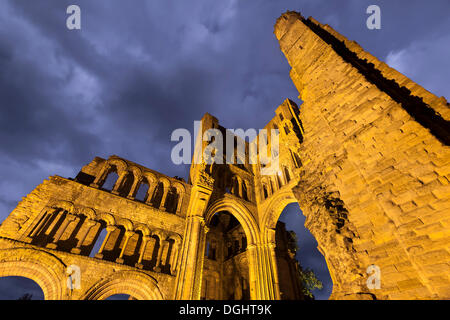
261;166;292;201
0;248;164;300
23;201;182;276
207;164;254;202
90;158;186;214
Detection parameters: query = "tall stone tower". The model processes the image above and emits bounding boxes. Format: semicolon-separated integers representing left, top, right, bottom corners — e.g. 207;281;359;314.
0;11;448;300
273;11;450;299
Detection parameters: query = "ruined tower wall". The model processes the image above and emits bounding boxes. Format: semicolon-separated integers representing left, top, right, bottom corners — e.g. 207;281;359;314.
274;12;450;299
310;17;450;122
0;155;189;300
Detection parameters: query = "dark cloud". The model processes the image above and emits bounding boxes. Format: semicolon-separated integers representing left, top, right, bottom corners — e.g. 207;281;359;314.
0;0;449;299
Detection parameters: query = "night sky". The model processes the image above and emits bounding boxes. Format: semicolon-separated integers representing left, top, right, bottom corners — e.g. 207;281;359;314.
0;0;449;300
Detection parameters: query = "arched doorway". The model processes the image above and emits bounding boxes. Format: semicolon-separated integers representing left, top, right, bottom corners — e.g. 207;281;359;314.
261;191;333;300
0;276;44;300
202;211;250;300
203;197;262;299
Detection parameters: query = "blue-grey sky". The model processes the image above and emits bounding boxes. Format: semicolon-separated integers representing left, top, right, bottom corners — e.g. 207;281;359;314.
0;0;449;300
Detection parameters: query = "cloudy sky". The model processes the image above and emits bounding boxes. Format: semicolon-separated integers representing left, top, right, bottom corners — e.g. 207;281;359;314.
0;0;449;300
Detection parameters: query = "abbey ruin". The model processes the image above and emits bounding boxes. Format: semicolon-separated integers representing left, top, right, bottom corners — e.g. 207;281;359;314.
0;11;449;300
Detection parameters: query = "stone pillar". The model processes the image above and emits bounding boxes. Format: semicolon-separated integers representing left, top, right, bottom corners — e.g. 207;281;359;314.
25;208;55;241
71;220;97;254
46;213;77;249
175;191;184;214
267;242;281;300
90;162;109;188
154;239;169;272
230;177;236;195
173;167;214;299
245;182;252;202
246;243;279;300
135;235;150;269
116;231;134;264
111;172;127;195
145;183;157;205
174;215;208;299
159;187;169;211
169;240;182;275
127;177;141;200
95;225;116;259
237;177;243;198
246;244;260;299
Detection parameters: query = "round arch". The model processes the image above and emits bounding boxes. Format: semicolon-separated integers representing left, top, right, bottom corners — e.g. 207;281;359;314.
81;271;163;300
204;197;260;246
260;191;302;247
106;158;128;175
0;248;67;300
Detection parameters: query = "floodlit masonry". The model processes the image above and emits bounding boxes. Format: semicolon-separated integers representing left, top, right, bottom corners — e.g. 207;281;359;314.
0;11;449;300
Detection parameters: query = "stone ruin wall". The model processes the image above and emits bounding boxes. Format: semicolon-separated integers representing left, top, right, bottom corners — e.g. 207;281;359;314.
274;11;450;299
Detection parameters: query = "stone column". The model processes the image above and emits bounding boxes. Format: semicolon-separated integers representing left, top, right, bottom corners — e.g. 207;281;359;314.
90;163;109;188
111;172;127;195
159;187;169;211
145;183;157;205
230;177;236;195
175;191;184;214
173;168;213;299
174;215;208;299
169;240;182;275
267;242;281;300
135;235;150;269
245;182;252;202
246;244;260;299
25;208;55;241
116;231;134;264
71;220;97;254
154;239;169;272
46;213;77;249
127;178;141;200
95;225;116;259
237;177;243;198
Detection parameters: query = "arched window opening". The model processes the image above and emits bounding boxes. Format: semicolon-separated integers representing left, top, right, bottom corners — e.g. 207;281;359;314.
202;211;249;300
102;170;119;191
31;208;64;247
140;235;158;271
135;180;149;202
166;187;179;213
277;203;332;300
89;223;107;258
98;225;124;262
263;185;268;199
152;182;165;208
0;276;44;300
119;173;134;197
123;231;142;266
149;235;161;270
